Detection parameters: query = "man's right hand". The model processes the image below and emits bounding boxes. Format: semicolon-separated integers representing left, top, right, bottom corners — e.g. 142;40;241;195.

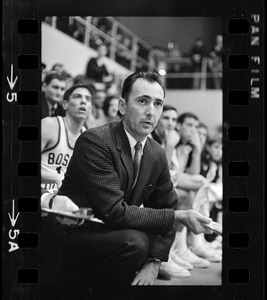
42;194;82;226
52;195;84;225
52;195;79;212
174;209;213;235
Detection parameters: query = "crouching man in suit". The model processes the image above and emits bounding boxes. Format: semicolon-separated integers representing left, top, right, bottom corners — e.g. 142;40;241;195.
56;71;213;289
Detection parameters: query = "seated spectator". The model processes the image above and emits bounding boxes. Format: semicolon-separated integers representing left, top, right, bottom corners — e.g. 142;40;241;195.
85;89;107;128
115;35;133;70
42;71;66;119
97;17;112;37
171;113;221;267
193;136;223;248
167;41;184;73
56;17;72;36
85;43;113;87
102;95;120;124
190;38;205;89
51;63;65;74
198;123;222;244
71;21;85;43
166;41;188;88
205;138;222;183
198;122;210;175
152;108;212;276
106;73;125;96
152;105;180;167
207;35;223;89
73;74;94;88
63;72;74;90
50;64;74;90
41;62;47;82
89;32;104;50
175;112;202;175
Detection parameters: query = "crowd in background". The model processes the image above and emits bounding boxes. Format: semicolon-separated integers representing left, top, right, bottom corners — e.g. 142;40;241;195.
41;43;123;129
44;16;223;90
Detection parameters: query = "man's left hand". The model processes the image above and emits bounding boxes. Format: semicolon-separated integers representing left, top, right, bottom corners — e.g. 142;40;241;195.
131;262;160;285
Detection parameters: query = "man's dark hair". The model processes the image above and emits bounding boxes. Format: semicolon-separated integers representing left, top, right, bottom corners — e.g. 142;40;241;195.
103;95;119;116
63;84;93;102
207;138;222;146
163;104;178;113
198;122;208;129
43;71;66;85
177;112;199;124
52;63;64;70
121;71;165;101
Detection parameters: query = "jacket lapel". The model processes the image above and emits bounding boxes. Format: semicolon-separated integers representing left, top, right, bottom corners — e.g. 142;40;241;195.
113;122;134;198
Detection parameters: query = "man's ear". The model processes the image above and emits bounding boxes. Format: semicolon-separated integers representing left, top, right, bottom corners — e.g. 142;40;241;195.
118;97;126;116
42;82;47;92
177;123;181;132
62;100;68;111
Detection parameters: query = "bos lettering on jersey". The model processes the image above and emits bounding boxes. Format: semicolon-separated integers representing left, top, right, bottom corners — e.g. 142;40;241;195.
47;152;70;166
41;116;75;191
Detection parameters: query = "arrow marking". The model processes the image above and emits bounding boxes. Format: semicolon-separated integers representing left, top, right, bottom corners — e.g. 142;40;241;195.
8;199;20;227
6;64;18;90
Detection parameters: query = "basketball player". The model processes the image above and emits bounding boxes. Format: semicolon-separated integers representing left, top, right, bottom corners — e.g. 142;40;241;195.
41;84;92;196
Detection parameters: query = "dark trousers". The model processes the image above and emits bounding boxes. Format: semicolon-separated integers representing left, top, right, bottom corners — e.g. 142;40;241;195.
64;225;151;289
40;215;68;299
40;218;151;299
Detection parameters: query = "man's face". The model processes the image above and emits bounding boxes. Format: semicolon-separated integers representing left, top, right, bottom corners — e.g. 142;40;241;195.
98;45;107;57
93;91;106;108
158;109;178;131
108;98;119;118
208;142;222;162
43;79;66;105
63;87;92;121
198;126;208;148
156;109;178;138
178;117;199;143
119;78;165;141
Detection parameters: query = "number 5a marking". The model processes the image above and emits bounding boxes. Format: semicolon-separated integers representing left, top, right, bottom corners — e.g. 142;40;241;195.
6;92;17;102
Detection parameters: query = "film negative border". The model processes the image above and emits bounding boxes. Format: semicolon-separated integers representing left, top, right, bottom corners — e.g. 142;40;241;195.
223;10;264;300
3;1;41;299
2;0;264;299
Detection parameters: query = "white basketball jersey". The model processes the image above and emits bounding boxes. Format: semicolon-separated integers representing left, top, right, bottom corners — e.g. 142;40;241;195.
41;116;81;192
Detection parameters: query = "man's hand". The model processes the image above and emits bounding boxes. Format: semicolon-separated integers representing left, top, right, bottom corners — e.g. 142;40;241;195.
188;130;202;152
131;262;160;286
164;129;180;147
175;210;213;234
42;194;83;226
53;195;84;226
52;195;79;212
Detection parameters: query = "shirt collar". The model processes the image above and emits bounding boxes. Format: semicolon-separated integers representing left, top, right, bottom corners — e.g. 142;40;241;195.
124;128;147;159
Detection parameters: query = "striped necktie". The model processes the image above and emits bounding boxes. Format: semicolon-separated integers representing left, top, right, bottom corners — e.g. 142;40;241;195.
132;142;142;189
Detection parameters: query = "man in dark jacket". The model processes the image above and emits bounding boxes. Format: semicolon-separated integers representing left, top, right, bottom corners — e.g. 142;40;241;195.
42;71;66;119
56;71;212;288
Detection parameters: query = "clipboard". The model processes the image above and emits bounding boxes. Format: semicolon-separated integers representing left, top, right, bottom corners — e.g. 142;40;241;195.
41;207;104;224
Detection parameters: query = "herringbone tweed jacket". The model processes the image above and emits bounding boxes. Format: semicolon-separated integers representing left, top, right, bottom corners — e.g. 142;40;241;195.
59;121;179;261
